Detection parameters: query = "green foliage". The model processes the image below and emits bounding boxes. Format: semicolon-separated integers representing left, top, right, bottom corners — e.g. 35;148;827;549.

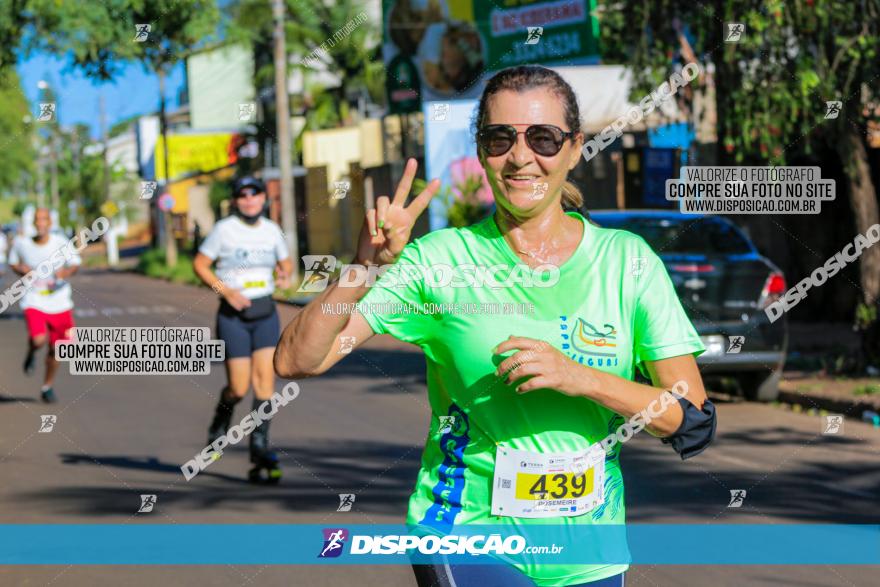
820;351;860;376
303;86;342;131
598;0;880;352
853;383;880;396
446;201;489;228
136;247;201;286
24;0;220;80
0;0;30;71
597;0;880;166
856;302;878;330
208;180;230;219
0;196;27;224
0;69;35;194
414;174;493;228
227;0;384;137
108;114;141;138
11;197;33;217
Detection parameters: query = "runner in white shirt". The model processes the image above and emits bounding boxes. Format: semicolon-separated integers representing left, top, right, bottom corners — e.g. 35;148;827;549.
8;208;81;403
0;229;8;277
193;177;293;483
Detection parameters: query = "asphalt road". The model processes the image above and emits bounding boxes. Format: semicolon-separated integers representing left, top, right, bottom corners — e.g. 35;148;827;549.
0;269;877;586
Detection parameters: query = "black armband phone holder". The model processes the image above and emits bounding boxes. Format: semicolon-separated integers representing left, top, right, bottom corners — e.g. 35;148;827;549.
661;392;717;460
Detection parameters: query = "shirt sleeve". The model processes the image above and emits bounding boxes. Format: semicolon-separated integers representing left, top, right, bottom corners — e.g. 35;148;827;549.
357;241;440;346
7;239;19;265
274;226;290;261
198;224;223;260
632;246;705;377
63;237;82;266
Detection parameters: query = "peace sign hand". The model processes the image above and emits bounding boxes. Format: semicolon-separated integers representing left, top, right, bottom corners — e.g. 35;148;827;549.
356;158;441;267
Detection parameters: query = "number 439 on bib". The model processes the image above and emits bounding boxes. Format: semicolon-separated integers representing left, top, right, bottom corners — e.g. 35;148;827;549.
491;446;606;519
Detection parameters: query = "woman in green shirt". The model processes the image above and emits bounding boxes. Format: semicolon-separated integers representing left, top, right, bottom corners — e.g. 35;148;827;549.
275;65;716;587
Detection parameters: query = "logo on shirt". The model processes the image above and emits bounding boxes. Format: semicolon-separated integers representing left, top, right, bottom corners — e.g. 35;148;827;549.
559;316;619;367
233;247;274;265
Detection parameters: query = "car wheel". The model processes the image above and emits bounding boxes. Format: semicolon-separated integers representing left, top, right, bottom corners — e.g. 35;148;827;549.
738;369;782;402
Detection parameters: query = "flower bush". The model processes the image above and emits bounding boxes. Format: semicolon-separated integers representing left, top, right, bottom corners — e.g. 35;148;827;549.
445;156;494;227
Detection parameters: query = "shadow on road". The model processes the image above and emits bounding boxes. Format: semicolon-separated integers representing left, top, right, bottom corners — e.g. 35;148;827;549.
622;429;880;524
0;395;38;403
10;439;420;518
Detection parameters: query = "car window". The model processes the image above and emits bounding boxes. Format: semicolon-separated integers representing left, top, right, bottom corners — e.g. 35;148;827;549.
592;216;753;255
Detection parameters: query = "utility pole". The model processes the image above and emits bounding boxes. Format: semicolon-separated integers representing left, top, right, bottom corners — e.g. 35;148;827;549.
273;0;299;283
71;127;82;227
46;84;59;213
48;134;59;212
157;67;178;267
99;95;110;203
36;80;56;212
99;95;119;267
36;154;45;208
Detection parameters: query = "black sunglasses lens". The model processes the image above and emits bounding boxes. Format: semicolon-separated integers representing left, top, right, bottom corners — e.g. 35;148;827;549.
526;125;565;156
480;126;516;156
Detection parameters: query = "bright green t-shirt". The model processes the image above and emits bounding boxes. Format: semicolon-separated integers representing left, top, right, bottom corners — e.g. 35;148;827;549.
359;211;704;586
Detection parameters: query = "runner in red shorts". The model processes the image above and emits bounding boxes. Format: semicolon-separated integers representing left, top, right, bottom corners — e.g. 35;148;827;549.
8;208;81;403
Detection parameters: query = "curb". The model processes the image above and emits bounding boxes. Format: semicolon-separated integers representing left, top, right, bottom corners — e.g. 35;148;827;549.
777;389;880;424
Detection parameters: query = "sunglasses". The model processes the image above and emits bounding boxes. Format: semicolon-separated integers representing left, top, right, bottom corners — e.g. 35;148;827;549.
477;124;578;157
234;188;263;199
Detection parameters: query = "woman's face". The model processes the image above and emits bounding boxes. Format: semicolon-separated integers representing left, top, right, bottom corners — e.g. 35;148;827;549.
479;88;583;216
235;189;267;217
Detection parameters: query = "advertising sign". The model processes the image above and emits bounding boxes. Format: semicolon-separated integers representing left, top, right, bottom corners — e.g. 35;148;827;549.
383;0;600;113
154;133;244;182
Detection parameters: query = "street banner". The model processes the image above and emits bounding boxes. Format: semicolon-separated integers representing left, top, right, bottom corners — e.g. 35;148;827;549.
153;132;244;182
383;0;600;113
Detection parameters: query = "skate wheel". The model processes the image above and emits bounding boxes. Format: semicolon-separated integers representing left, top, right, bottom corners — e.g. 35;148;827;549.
248;466;281;484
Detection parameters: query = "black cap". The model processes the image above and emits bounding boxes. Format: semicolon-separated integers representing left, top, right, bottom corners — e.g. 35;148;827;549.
233;176;265;195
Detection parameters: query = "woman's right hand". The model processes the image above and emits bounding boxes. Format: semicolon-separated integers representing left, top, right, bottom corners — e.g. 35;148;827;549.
356;158;440;267
223;288;252;311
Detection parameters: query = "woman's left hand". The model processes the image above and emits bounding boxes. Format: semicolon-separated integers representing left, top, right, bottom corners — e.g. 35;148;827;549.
493;335;593;397
275;270;291;290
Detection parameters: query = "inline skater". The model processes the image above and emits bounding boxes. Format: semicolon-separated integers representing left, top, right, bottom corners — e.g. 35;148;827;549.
275;66;716;585
9;208;80;403
193;177;293;483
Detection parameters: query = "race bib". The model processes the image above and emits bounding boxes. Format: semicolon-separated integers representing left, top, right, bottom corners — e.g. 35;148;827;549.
227;267;270;291
34;278;58;296
491;445;605;518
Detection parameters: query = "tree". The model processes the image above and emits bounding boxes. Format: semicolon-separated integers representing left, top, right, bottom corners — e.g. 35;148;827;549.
227;0;384;134
0;0;32;72
598;0;880;366
0;69;35;194
23;0;220;266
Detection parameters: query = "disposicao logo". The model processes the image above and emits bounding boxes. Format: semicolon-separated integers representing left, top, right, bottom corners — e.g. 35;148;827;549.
318;528;349;558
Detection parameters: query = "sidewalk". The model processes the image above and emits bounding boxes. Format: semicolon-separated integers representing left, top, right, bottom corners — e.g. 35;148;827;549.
778;375;880;424
780;322;879;423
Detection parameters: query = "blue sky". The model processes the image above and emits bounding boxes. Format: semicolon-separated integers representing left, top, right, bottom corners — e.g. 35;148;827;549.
16;51;186;140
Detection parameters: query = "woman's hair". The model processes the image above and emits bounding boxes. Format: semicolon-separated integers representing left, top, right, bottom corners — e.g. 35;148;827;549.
474;65;585;209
